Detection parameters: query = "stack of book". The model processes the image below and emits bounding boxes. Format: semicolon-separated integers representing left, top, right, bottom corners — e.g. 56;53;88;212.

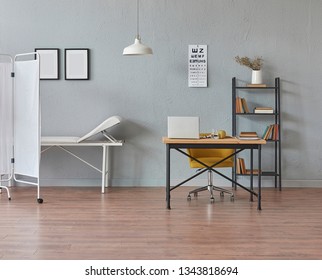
235;97;250;113
238;131;259;140
254;107;274;113
236;158;260;175
262;124;279;140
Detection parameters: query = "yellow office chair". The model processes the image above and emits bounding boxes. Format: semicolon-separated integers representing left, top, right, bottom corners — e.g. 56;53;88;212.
187;145;235;202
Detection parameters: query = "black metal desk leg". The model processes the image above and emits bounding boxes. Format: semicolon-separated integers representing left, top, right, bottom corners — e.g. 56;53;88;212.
232;157;236;190
258;145;262;210
166;144;171;209
250;148;254;202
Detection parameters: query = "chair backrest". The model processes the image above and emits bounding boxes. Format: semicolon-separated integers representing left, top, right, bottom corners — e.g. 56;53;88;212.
187;148;234;168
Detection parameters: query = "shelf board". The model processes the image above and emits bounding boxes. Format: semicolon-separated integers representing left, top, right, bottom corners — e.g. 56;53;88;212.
237;171;280;177
266;139;280;142
235;113;278;116
235;86;276;90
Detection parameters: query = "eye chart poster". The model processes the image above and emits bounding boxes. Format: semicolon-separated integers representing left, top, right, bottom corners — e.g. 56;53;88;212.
188;44;207;87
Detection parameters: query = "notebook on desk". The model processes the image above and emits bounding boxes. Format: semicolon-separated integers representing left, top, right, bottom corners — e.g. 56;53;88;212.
167;116;200;139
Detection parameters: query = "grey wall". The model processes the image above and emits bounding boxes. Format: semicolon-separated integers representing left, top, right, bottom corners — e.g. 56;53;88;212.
1;0;322;187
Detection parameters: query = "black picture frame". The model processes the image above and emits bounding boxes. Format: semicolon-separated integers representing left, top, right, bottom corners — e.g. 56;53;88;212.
35;48;60;80
64;48;89;80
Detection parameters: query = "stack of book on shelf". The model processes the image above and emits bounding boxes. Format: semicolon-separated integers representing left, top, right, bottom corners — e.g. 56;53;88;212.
236;158;260;175
254;107;274;113
238;131;259;140
235;97;250;113
262;124;279;140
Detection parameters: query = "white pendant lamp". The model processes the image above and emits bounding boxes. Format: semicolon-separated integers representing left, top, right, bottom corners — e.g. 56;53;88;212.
123;0;153;56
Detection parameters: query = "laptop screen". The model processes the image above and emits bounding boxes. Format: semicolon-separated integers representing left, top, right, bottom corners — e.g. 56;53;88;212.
167;116;200;139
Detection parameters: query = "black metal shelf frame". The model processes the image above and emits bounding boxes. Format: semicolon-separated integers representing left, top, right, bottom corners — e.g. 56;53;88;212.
232;77;281;190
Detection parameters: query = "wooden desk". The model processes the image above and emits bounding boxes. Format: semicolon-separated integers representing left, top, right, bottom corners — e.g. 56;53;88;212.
162;137;266;210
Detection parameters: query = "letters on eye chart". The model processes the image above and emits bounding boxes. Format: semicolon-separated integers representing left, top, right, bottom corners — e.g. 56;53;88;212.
188;44;207;88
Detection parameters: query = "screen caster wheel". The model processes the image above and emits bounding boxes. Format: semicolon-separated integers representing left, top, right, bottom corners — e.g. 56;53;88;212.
37;198;43;204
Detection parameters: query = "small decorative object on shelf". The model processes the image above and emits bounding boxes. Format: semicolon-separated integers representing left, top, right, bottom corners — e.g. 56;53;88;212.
235;56;264;85
251;69;263;85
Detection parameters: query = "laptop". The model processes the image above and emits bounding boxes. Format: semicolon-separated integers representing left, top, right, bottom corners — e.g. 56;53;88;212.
167;116;200;139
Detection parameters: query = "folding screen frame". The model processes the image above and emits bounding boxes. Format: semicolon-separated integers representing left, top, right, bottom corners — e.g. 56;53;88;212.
0;52;42;203
0;54;13;200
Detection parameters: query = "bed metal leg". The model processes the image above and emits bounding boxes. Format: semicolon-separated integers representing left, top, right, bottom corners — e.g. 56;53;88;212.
102;146;109;193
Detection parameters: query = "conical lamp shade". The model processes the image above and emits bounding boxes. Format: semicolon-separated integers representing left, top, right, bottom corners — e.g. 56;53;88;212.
123;37;153;56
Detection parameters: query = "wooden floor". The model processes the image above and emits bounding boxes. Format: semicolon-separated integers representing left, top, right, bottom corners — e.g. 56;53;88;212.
0;186;321;260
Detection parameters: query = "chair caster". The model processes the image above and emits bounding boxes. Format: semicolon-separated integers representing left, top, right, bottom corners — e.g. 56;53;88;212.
194;193;198;197
230;195;234;202
187;195;191;201
37;198;43;204
210;197;215;203
220;192;224;197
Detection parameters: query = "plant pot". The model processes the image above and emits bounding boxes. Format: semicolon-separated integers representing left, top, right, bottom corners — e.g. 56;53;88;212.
251;70;263;84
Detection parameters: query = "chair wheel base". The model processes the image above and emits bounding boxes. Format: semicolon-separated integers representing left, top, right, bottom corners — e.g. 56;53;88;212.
187;190;235;203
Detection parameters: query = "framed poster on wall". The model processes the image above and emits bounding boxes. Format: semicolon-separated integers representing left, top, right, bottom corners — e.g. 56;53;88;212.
188;44;207;88
35;48;59;80
65;48;89;80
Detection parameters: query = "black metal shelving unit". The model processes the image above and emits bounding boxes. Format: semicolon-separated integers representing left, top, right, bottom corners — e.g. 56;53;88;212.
232;77;281;190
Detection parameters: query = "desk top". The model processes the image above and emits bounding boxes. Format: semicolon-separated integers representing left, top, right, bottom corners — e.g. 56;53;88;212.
162;137;266;145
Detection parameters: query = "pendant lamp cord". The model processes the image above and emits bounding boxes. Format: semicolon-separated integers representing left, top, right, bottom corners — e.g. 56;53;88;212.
136;0;140;39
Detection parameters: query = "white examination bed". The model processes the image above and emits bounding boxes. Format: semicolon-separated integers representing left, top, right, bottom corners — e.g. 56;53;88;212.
41;115;123;193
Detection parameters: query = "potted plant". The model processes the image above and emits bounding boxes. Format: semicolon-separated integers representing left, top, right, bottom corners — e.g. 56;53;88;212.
235;56;263;84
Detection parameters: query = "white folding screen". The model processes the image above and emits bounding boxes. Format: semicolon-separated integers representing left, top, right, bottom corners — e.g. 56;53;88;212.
0;53;41;202
0;55;13;180
14;57;40;179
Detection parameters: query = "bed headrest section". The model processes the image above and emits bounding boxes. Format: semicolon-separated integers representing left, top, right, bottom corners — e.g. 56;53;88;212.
77;115;122;143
